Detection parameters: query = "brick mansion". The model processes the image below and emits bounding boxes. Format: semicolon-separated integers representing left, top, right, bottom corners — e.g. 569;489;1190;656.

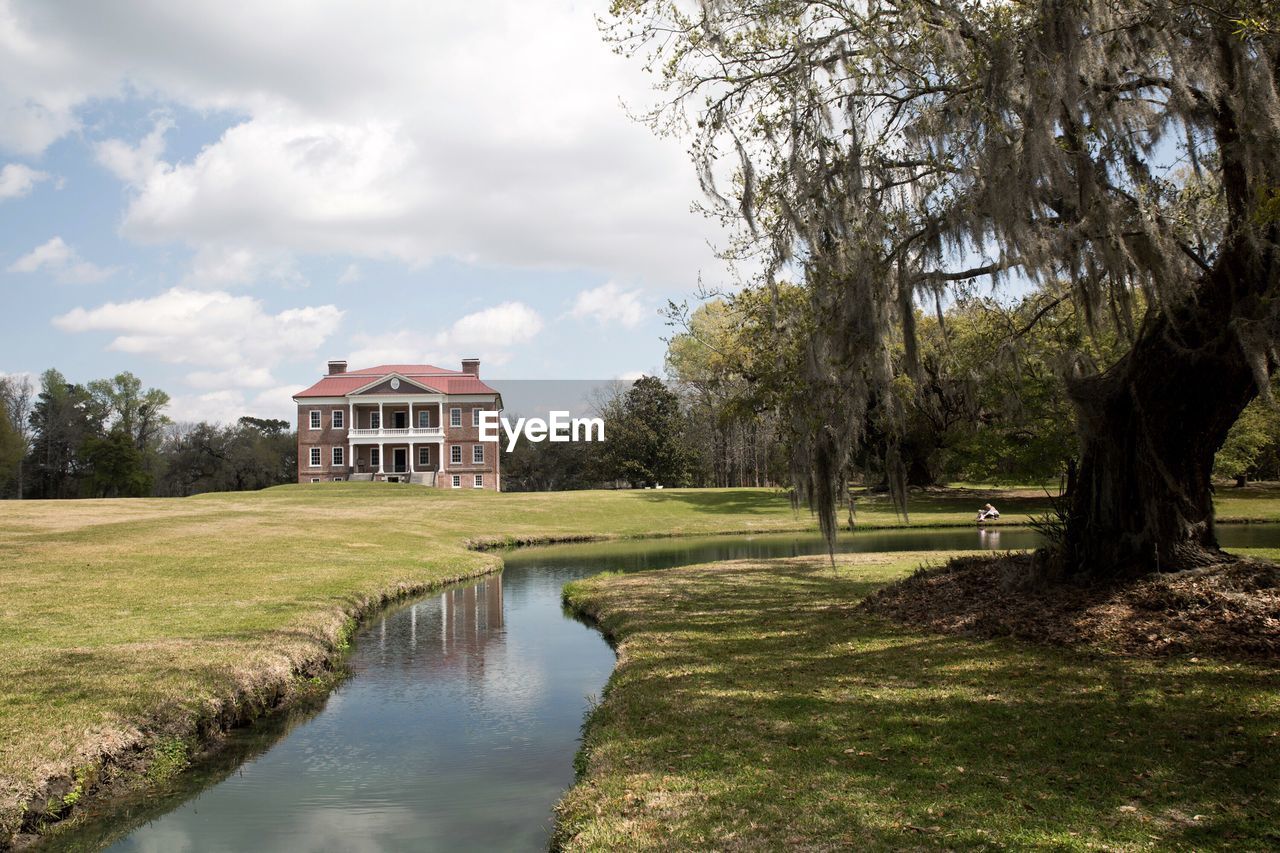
293;360;502;490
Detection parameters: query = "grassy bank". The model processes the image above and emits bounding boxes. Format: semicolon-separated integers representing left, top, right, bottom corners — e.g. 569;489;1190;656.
2;482;1278;843
0;484;817;841
559;554;1280;850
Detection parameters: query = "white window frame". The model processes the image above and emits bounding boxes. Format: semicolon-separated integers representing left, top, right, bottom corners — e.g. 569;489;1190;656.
418;409;429;428
472;408;481;427
451;474;461;488
370;447;380;468
309;409;321;430
332;446;344;467
309;447;321;467
473;474;483;488
418;446;429;467
332;409;344;429
370;411;381;429
333;477;344;482
472;444;484;464
450;444;462;464
450;407;462;428
310;477;321;483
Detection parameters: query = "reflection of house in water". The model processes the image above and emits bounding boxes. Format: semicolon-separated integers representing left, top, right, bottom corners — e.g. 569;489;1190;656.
376;576;506;682
440;576;505;646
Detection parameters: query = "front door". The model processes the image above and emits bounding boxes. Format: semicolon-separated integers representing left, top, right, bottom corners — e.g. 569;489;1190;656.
395;410;407;429
394;448;407;473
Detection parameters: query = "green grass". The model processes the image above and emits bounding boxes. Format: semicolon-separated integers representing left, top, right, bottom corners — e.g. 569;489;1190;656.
0;484;816;836
559;554;1280;851
2;481;1278;841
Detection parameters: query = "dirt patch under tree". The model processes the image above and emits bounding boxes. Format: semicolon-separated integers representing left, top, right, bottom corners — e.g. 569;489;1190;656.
861;553;1280;660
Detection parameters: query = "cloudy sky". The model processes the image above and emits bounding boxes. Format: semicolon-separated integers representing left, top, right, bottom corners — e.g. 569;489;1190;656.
0;0;728;423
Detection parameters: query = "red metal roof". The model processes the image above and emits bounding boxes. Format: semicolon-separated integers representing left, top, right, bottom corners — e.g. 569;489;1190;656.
293;365;500;399
346;364;461;376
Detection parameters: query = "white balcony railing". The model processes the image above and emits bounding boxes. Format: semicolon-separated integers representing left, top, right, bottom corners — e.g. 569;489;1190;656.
348;427;443;438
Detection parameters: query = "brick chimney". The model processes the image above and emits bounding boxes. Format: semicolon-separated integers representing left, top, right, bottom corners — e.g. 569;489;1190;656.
461;358;480;376
327;360;348;375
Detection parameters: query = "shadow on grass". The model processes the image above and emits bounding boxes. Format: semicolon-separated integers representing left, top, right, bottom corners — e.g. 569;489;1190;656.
636;487;1060;525
562;559;1280;850
634;489;795;516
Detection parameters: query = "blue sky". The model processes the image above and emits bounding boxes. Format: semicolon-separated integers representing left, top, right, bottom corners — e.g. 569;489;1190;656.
0;1;731;423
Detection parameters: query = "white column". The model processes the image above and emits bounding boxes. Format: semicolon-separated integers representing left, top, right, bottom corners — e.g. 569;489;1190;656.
378;441;385;474
379;401;384;432
409;442;415;474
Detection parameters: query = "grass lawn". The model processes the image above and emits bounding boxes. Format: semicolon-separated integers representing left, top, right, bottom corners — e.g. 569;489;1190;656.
2;481;1278;842
559;554;1280;850
0;483;818;838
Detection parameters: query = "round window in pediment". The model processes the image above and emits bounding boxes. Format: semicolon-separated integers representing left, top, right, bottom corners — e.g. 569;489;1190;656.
390;378;401;390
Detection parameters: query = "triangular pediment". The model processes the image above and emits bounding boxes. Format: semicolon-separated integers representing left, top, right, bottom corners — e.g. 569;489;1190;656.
347;373;442;396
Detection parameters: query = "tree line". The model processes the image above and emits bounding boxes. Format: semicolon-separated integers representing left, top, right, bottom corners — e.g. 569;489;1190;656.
677;284;1280;490
500;376;694;491
0;370;296;499
503;283;1280;493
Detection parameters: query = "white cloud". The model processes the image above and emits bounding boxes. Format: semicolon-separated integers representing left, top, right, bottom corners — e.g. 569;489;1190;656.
7;236;114;283
570;281;648;328
337;263;361;285
182;244;305;289
167;384;299;424
166;389;248;424
348;301;543;368
186;366;276;390
0;1;726;285
93;113;173;184
53;287;343;388
440;301;543;349
0;162;49;199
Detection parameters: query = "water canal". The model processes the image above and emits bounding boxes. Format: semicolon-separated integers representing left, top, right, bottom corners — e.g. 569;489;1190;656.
49;525;1280;851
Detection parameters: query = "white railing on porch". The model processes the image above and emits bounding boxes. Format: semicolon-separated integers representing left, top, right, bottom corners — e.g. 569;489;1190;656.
348;427;443;438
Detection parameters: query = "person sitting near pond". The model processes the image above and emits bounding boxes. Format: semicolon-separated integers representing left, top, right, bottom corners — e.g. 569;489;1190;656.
976;502;1000;522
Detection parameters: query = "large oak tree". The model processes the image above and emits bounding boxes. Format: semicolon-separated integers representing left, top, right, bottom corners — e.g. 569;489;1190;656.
608;0;1279;576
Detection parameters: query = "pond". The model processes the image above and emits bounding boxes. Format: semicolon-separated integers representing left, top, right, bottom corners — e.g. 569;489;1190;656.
48;524;1280;851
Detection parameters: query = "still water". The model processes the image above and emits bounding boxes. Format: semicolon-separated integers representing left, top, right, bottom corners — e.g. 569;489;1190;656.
50;525;1280;852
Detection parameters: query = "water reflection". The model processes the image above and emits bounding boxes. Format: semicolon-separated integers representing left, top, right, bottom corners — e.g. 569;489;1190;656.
47;525;1280;852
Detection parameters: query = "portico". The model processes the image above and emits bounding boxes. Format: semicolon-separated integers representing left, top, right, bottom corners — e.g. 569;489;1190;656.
343;399;445;479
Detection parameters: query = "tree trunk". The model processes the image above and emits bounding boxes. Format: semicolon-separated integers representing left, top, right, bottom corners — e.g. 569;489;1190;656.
905;453;936;489
1064;241;1276;577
